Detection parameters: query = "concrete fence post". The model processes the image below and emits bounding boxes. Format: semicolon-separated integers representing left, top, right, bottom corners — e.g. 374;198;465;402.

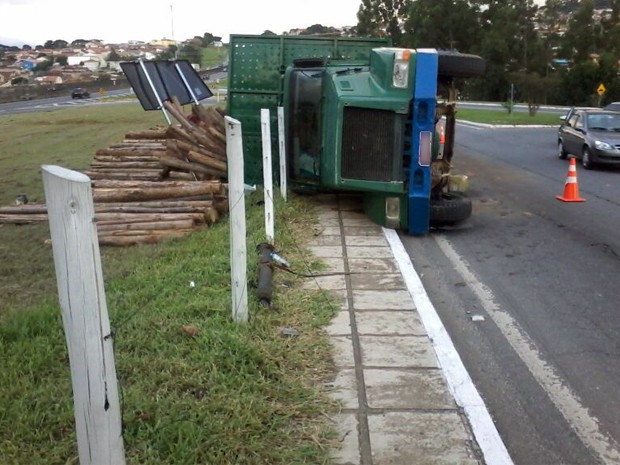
277;106;287;201
225;117;249;323
41;165;125;465
261;108;275;244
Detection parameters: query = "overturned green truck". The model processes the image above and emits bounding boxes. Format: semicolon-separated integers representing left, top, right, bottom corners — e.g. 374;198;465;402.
226;35;484;235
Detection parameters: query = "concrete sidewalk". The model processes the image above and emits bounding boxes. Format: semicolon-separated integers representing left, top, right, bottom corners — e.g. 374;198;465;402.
303;194;507;465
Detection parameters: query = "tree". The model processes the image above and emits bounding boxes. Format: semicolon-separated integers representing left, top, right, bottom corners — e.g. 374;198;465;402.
561;0;599;62
178;43;201;64
469;0;541;101
55;55;68;66
403;0;481;51
71;39;88;48
22;44;32;51
107;49;121;62
357;0;412;46
11;76;28;85
34;59;53;72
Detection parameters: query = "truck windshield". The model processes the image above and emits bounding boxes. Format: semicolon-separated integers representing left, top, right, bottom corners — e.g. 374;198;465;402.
287;69;323;181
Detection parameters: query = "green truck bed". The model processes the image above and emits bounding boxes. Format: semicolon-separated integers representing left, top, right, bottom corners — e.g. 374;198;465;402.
226;35;390;184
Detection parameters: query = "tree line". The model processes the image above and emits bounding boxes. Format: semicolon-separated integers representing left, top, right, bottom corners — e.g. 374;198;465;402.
356;0;620;107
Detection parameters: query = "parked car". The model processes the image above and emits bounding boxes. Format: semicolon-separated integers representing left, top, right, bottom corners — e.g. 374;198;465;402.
71;88;90;99
604;102;620;112
558;109;620;169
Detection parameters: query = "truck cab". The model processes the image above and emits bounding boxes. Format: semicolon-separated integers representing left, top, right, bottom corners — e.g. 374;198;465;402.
227;35;484;234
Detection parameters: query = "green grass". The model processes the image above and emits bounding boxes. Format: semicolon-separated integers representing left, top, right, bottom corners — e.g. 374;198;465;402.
456;107;562;126
0;104;340;464
201;46;228;69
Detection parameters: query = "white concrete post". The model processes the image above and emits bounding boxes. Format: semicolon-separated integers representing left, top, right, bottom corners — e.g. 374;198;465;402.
277;106;287;201
261;108;275;244
225;117;249;323
41;165;125;465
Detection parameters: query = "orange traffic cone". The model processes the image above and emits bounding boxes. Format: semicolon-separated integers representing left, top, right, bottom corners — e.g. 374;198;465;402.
556;158;585;202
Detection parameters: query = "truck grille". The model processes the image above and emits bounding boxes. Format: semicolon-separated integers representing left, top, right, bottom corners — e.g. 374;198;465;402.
341;107;400;181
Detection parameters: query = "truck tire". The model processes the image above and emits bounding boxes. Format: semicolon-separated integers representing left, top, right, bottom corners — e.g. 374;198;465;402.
430;192;472;226
437;51;485;79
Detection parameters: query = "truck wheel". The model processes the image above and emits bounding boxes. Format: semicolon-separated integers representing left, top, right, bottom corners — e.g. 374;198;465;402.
430;192;472;226
437;51;485;79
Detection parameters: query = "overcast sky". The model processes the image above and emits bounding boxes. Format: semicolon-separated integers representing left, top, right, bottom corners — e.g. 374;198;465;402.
0;0;363;47
1;0;547;48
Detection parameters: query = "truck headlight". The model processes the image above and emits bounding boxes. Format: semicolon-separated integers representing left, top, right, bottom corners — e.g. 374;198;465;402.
392;50;411;88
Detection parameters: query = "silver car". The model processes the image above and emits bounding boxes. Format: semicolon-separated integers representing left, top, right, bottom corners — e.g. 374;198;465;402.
557;109;620;169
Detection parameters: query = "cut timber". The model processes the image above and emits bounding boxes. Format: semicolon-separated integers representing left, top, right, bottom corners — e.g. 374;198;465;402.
125;129;168;139
95;212;206;224
93;182;224;203
159;156;227;178
186;150;227;172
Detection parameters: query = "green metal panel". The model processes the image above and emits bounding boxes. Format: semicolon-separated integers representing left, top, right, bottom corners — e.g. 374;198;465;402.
227;35;390;185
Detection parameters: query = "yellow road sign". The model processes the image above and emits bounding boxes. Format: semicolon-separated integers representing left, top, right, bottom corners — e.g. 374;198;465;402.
597;83;606;95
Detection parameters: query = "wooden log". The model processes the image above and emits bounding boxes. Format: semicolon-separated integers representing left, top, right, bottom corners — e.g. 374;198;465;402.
90;161;161;169
93;183;224;203
95;212;206;224
125;129;168;140
96;218;195;232
208;126;227;146
186;150;227;172
98;228;195;237
91;180;221;189
159;156;227;178
0;213;48;223
96;149;165;157
94;155;161;163
167;125;200;146
85;172;161;182
176;139;226;162
95;200;214;209
0;203;47;214
163;101;196;133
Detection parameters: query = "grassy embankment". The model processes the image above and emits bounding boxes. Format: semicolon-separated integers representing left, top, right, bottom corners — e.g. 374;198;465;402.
456;107;562;125
0;102;339;464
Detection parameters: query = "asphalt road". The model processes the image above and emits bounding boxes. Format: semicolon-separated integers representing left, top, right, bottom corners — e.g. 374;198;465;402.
400;123;620;464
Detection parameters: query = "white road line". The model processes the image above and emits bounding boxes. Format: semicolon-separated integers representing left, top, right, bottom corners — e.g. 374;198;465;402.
434;234;620;465
384;228;514;465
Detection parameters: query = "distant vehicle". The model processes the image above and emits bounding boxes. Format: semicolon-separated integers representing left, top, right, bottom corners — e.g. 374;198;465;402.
558;109;620;169
71;88;90;99
604;102;620;112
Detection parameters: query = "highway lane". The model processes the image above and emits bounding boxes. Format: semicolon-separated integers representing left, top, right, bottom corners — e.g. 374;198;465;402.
401;123;620;465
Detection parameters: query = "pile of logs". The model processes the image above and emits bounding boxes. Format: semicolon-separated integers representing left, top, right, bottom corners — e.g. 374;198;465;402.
0;102;231;246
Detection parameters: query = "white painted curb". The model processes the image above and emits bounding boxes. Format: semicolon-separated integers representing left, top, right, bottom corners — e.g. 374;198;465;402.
383;228;514;465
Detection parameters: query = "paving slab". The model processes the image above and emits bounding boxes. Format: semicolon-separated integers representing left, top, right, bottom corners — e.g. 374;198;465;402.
351;273;406;291
355;311;425;336
348;258;401;274
314;226;341;236
307;235;342;247
344;226;384;236
308;245;344;258
327;311;352;336
326;368;358;409
346;236;389;247
364;368;456;410
302;274;347;290
359;335;439;368
347;246;394;259
368;412;479;465
330;336;356;368
352;290;415;310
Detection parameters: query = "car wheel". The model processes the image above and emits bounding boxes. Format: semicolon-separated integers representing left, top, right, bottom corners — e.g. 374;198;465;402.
582;147;593;170
558;140;568;159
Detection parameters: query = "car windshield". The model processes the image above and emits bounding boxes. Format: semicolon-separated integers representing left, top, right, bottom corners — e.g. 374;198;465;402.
587;114;620;131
